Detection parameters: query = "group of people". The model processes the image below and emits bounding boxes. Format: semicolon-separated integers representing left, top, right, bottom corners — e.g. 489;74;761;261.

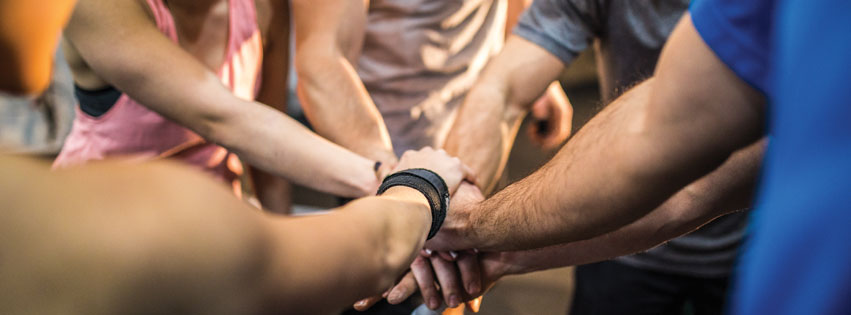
1;0;849;314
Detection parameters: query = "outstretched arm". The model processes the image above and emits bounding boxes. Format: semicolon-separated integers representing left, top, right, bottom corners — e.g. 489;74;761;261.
382;138;765;306
432;14;766;252
493;138;764;275
63;0;378;198
444;36;568;192
293;0;397;166
0;147;469;314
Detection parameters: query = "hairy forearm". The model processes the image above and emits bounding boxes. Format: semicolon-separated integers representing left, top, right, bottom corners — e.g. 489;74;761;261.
260;187;431;314
499;139;765;273
460;69;761;252
296;53;397;164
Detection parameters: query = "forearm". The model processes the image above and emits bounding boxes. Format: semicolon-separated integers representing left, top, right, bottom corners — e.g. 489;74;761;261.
250;167;291;214
214;100;379;197
445;36;564;192
459;66;762;252
259;187;431;314
500;139;765;273
445;81;525;193
296;55;397;164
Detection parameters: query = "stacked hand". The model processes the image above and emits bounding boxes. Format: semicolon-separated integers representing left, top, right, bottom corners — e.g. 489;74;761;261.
390;147;476;194
354;151;513;311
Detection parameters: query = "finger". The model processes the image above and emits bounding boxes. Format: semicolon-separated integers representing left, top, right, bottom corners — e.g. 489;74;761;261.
353;295;383;311
430;256;463;308
387;272;418;304
421;248;434;257
531;96;550;119
460;164;477;186
436;251;457;261
411;256;441;310
457;253;482;297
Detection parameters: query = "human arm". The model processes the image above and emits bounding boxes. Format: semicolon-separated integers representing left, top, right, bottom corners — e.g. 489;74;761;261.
0;0;76;94
444;36;568;192
432;14;766;252
0;146;471;314
487;138;765;275
292;0;397;165
246;0;292;212
63;0;378;198
380;137;765;307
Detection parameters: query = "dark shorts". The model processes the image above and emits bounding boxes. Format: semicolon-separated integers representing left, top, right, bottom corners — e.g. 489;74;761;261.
569;260;730;315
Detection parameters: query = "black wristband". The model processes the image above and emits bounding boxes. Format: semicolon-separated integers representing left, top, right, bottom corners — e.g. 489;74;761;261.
377;168;450;239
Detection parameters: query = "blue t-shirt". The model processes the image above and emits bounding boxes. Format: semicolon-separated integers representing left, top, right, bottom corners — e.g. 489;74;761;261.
691;0;851;314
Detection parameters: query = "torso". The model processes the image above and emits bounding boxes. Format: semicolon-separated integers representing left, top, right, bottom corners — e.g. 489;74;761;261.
64;0;275;90
357;0;506;154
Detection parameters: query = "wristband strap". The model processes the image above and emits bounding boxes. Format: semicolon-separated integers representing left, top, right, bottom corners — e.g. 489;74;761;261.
377;168;450;239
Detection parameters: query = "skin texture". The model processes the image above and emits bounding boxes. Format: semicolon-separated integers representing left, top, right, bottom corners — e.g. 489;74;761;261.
429;15;765;253
0;0;77;94
292;0;397;167
380;14;768;307
0;147;469;315
444;36;570;193
62;0;380;199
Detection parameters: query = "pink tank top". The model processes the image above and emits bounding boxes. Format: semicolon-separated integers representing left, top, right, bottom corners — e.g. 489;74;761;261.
54;0;262;183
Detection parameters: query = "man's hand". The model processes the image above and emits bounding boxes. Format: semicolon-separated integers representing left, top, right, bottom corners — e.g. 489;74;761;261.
424;182;484;252
527;82;573;149
392;147;476;194
356;250;520;312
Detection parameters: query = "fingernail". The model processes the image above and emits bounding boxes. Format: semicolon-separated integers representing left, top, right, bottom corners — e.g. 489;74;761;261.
424;249;433;256
428;297;440;310
449;251;459;260
449;295;461;308
355;300;366;308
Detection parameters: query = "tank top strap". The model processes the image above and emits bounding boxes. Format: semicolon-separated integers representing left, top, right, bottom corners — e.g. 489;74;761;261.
144;0;180;42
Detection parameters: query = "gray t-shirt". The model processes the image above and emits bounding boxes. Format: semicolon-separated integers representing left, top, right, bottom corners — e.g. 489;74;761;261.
515;0;747;278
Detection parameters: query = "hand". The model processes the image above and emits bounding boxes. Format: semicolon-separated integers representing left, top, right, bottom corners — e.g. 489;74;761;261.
353;250;520;312
527;82;572;149
424;182;484;252
392;147;476;194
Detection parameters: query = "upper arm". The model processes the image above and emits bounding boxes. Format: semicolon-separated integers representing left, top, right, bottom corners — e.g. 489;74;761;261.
292;0;367;66
635;14;766;184
487;36;566;111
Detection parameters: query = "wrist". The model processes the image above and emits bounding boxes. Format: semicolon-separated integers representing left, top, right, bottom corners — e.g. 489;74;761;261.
378;169;450;239
382;186;430;212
